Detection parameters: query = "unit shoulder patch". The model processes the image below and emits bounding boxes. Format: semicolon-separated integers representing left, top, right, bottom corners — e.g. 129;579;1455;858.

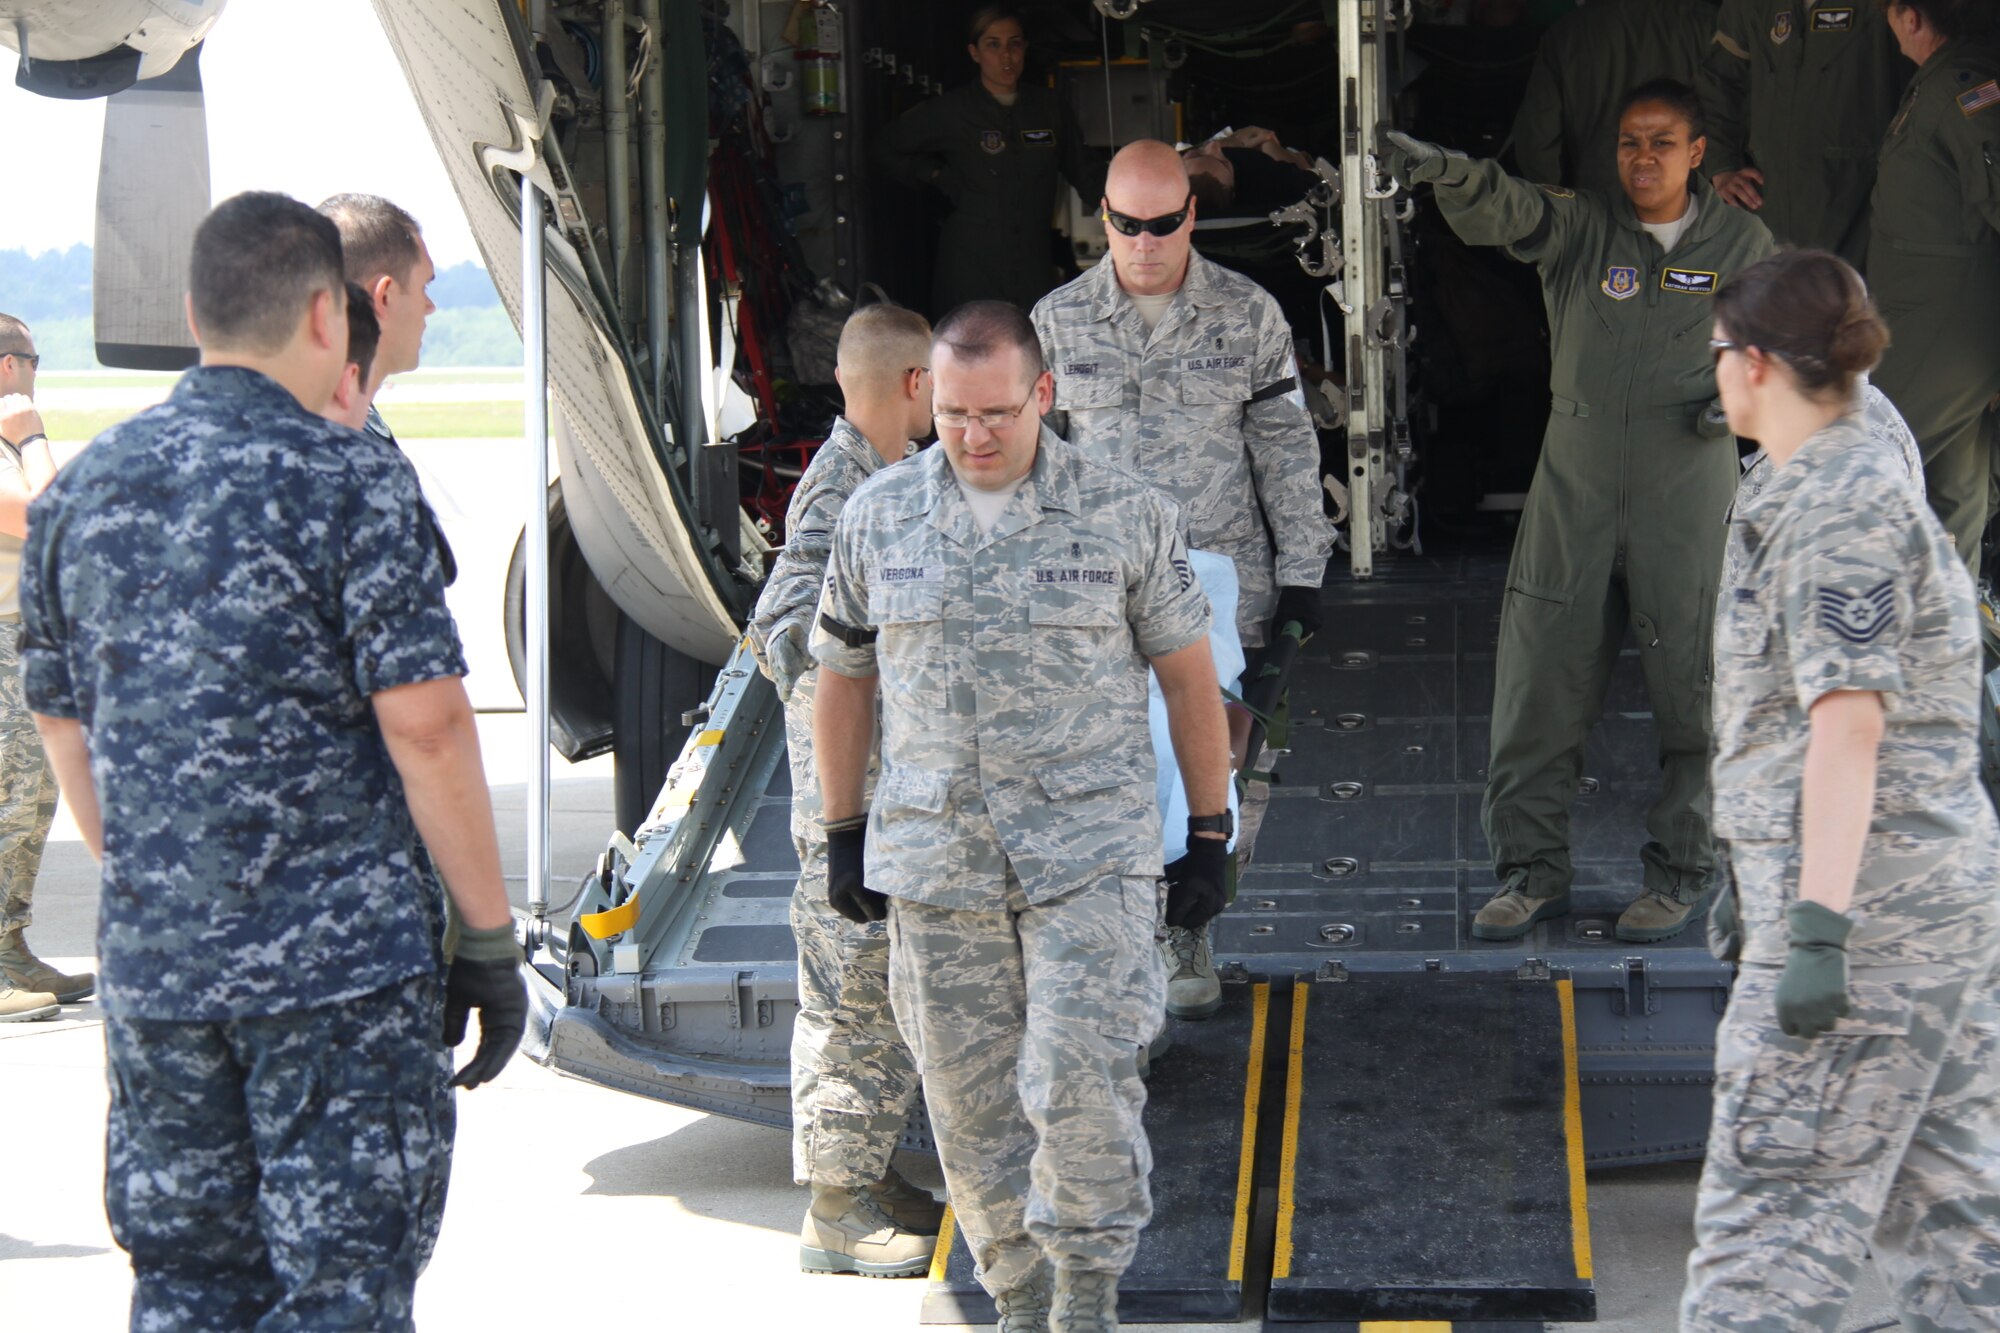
1810;7;1855;32
980;128;1006;154
1662;267;1720;295
1770;9;1793;42
1959;79;2000;118
1601;265;1640;300
1818;580;1897;644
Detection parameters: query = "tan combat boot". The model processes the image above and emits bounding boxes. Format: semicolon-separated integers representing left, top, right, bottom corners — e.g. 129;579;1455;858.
798;1184;936;1277
0;982;58;1023
1616;886;1707;943
1161;924;1222;1019
1471;874;1570;942
1052;1268;1120;1333
866;1165;945;1235
994;1270;1053;1333
0;928;95;1003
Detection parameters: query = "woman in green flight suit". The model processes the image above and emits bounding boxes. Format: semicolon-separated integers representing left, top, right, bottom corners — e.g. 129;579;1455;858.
876;5;1106;317
1868;0;2000;579
1388;79;1775;944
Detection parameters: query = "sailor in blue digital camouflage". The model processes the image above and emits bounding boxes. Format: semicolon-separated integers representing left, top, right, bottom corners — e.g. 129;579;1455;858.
810;302;1232;1332
1032;139;1331;1026
19;193;526;1330
1684;251;2000;1331
0;313;88;1021
746;303;942;1277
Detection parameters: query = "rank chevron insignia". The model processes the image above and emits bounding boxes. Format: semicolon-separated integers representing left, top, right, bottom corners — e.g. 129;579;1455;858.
1818;580;1897;644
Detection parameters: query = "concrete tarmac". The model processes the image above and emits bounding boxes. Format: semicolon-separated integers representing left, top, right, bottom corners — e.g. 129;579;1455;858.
0;438;1905;1332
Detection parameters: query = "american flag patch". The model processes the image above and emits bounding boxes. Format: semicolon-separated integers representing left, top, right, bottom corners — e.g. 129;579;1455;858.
1960;80;2000;117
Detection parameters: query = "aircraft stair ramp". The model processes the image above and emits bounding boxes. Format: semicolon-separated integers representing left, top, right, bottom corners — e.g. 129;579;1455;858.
528;547;1731;1325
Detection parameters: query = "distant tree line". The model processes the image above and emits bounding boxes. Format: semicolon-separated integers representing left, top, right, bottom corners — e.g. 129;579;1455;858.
1;246;523;370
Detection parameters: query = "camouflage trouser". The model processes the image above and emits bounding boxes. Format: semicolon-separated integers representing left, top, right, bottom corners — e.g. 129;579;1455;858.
0;622;56;935
1683;955;2000;1332
104;974;456;1332
789;832;923;1188
887;872;1166;1295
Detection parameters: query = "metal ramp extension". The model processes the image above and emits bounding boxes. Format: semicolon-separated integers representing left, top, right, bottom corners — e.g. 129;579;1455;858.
920;971;1594;1327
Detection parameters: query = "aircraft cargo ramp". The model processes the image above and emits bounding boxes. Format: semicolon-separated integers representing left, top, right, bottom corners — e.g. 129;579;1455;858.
530;547;1730;1324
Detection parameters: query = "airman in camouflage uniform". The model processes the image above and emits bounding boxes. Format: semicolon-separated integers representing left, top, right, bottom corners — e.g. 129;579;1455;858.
748;304;945;1278
1033;140;1330;1025
19;194;524;1330
812;302;1228;1331
1686;410;2000;1331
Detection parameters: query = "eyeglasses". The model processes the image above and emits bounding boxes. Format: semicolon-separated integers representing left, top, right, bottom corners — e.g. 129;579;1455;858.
1708;338;1745;363
934;387;1035;432
1102;194;1194;238
0;351;38;368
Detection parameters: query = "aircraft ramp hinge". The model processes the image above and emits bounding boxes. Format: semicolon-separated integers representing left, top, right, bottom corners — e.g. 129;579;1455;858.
1315;960;1351;983
1613;956;1659;1016
1516;958;1551;982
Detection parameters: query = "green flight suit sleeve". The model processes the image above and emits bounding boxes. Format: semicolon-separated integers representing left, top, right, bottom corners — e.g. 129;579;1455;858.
1426;156;1582;265
1697;0;1755;177
877;96;954;198
1937;89;2000;237
1059;93;1108;205
1511;39;1567;185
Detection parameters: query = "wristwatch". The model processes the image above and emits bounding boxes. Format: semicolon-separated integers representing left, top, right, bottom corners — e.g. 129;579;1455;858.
1187;811;1234;839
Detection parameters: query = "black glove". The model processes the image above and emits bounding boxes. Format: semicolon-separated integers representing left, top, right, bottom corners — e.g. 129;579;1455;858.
1775;901;1854;1039
826;817;888;924
1271;585;1322;646
443;921;527;1090
1165;833;1231;930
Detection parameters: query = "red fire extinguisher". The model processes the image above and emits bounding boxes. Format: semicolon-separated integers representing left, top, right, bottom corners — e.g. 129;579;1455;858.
796;1;843;117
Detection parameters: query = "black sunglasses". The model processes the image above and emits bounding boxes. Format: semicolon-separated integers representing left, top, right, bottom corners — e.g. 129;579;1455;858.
1101;194;1194;238
1708;338;1745;363
1;351;38;368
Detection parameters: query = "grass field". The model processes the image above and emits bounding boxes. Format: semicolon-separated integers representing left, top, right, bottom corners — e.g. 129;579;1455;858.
41;393;527;443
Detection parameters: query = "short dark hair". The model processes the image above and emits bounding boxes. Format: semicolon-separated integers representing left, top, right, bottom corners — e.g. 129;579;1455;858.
0;313;29;355
968;4;1024;44
1617;78;1705;141
1187;162;1235;216
933;300;1045;385
1713;248;1890;401
343;281;381;389
1884;0;1998;41
317;193;423;288
189;192;347;354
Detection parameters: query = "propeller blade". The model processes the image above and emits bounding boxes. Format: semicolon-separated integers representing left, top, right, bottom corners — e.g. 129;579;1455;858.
93;38;208;370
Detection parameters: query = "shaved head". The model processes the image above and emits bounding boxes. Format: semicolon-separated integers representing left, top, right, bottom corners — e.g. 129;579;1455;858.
1102;140;1196;298
836;303;932;394
1106;140;1190;213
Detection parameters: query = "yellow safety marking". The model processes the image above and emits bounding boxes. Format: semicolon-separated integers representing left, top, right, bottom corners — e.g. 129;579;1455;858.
928;1205;956;1283
1272;981;1309;1279
1359;1324;1454;1333
695;729;726;747
1557;978;1595;1280
577;892;641;940
1226;982;1272;1281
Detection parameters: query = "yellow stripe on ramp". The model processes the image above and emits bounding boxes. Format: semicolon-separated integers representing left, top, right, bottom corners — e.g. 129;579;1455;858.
1227;982;1272;1281
928;1205;955;1284
1272;980;1309;1279
1359;1323;1454;1332
1557;978;1595;1280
